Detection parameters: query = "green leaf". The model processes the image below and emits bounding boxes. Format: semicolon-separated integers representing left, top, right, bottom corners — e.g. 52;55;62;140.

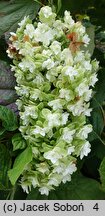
8;146;33;185
57;0;62;13
87;1;105;28
0;105;18;131
0;0;40;37
88;130;105;145
12;133;27;151
0;60;17;105
90;70;105;138
0;90;17;106
92;68;105;106
91;140;105;160
13;185;27;200
59;0;93;16
82;156;101;180
27;172;105;200
83;23;95;56
90;106;104;135
0;36;9;61
99;157;105;192
0;128;6;136
0;191;10;200
0;144;12;190
89;95;104;138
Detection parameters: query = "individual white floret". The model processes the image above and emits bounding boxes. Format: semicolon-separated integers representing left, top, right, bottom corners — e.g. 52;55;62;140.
28;175;39;188
47;112;61;128
19;58;36;73
42;58;55;70
48;99;63;110
80;141;91;159
76;124;92;139
53;20;64;37
63;163;77;176
61;48;73;65
39;186;50;196
18;16;29;27
61;112;69;125
89;74;98;87
83;89;92;102
92;59;99;71
74;22;86;35
42;49;52;57
15;86;30;97
36;162;49;174
21;105;38;119
83;104;92;116
82;60;92;71
34;23;55;46
63;66;78;80
74;51;85;63
75;82;89;97
62;174;71;183
19;42;36;57
24;24;35;38
39;6;56;25
64;10;74;26
50;41;61;55
82;34;90;45
31;126;46;137
30;89;41;101
48;174;62;186
67;100;84;116
62;127;75;143
44;147;65;164
21;181;31;194
39;6;53;18
33;74;44;86
59;89;74;101
67;146;75;155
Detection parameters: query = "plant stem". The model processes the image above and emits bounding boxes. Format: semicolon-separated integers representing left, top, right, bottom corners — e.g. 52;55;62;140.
9;185;16;200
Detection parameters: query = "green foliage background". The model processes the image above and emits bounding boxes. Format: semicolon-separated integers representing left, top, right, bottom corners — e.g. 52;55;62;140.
0;0;105;200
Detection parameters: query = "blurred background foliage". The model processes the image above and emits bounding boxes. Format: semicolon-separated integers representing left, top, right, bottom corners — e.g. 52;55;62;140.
0;0;105;200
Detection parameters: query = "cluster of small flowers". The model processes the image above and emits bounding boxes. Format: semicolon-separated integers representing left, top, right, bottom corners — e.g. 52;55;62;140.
7;6;99;195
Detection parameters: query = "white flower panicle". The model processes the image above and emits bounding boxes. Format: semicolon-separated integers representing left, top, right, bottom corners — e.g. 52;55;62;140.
7;6;99;195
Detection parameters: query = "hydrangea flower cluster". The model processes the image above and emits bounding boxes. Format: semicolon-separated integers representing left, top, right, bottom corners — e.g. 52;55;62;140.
7;6;99;195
